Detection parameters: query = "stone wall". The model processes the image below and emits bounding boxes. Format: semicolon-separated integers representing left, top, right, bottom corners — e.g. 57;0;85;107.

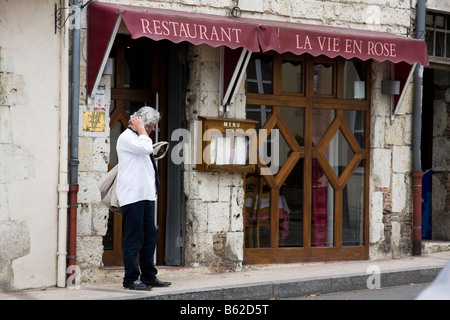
369;59;415;259
432;70;450;241
183;44;246;271
75;0;418;278
76;62;112;281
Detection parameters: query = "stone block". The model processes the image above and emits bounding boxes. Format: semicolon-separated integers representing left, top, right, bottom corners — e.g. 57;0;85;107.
433;137;450;171
433;99;447;137
432;173;446;212
218;186;231;202
392;174;406;212
392;146;412;173
370;116;386;149
77;203;92;236
92;137;110;171
184;232;215;265
186;199;208;233
432;212;450;241
225;231;243;261
238;0;264;12
78;136;93;171
386;117;406;146
371;148;391;188
292;0;323;20
207;202;230;232
197;172;219;201
77;171;103;203
92;204;109;237
370;191;385;244
76;236;103;271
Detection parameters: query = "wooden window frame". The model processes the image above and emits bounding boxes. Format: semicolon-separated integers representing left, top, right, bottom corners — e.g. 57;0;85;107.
244;53;371;263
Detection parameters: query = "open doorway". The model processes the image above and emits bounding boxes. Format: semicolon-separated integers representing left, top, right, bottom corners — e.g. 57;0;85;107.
102;35;187;266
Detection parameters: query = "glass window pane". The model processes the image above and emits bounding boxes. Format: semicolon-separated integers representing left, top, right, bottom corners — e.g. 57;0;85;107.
312;159;334;247
324;130;353;178
313;63;334;95
282;60;302;93
244;175;271;248
247;54;273;94
343;160;365;246
259;127;282;176
280;107;304;146
435;15;445;29
447;34;450;59
426;13;434;28
246;104;273;129
343;61;365;100
312;109;335;146
436;32;445;57
343;110;366;148
426;31;434;56
281;159;304;247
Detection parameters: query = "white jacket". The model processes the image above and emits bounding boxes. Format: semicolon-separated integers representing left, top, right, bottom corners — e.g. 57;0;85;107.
116;128;157;207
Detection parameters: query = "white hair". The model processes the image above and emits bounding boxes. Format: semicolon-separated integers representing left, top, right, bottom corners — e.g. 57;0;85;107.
134;106;160;126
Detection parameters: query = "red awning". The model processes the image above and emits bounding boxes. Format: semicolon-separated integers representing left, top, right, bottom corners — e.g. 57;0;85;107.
87;1;259;95
87;1;429;96
258;22;429;66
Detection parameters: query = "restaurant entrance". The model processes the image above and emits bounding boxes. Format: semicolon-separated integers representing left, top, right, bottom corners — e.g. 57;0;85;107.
244;53;370;263
102;35;187;267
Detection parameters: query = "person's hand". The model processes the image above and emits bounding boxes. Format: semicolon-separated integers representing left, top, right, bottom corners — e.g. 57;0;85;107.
129;116;147;136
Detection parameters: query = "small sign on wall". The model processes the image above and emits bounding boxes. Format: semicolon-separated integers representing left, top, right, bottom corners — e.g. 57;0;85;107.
83;110;105;132
196;116;258;173
84;86;106;132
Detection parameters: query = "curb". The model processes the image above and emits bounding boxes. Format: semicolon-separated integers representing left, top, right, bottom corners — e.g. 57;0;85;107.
111;265;442;300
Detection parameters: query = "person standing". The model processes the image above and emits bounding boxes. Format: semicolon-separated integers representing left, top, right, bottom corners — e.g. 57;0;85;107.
116;106;171;290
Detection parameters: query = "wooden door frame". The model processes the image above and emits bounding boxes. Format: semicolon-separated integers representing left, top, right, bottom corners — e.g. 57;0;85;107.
244;54;371;264
102;35;168;266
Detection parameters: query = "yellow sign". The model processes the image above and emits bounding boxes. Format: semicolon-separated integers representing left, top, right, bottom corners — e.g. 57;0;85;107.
83;110;106;132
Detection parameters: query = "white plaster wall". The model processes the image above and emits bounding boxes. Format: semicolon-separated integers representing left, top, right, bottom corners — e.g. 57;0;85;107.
0;0;64;289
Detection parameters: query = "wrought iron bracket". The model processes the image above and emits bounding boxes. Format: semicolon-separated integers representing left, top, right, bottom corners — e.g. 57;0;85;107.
54;3;79;34
54;1;93;34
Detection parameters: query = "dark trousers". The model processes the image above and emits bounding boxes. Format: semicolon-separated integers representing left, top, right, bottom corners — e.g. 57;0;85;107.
121;200;158;286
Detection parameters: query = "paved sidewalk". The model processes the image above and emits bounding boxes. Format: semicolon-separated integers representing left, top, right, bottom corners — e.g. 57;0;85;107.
1;251;449;300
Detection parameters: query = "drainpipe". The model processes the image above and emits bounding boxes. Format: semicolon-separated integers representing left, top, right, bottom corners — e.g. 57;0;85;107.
56;0;70;288
412;0;426;256
67;0;82;283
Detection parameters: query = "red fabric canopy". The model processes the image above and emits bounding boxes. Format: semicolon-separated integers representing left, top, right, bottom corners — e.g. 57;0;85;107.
258;22;428;65
87;1;429;95
87;2;259;94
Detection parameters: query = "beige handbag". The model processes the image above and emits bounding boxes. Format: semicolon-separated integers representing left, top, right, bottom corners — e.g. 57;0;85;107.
98;164;120;213
98;141;169;212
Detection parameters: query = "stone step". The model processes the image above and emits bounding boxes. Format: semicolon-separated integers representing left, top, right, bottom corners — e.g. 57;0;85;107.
422;240;450;254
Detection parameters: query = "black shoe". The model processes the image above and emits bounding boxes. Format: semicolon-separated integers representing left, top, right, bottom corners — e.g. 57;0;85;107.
142;278;171;287
124;280;152;291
